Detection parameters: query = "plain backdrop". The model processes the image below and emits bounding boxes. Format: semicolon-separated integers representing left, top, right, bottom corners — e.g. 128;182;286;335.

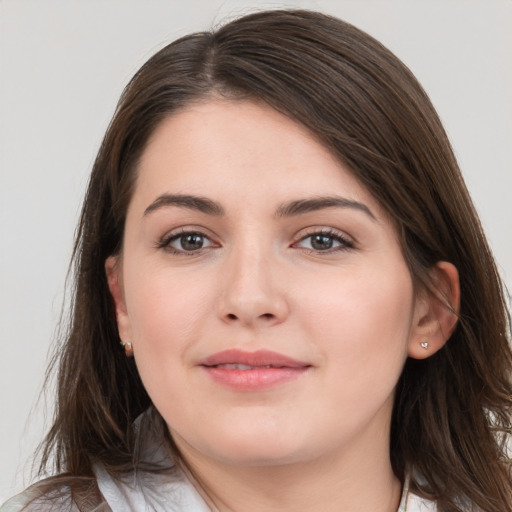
1;0;511;502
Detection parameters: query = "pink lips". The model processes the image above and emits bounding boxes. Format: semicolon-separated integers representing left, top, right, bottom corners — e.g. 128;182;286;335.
199;349;311;391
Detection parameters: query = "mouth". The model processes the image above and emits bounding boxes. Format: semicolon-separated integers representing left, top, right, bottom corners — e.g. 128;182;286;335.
199;349;310;368
212;363;279;370
198;349;312;391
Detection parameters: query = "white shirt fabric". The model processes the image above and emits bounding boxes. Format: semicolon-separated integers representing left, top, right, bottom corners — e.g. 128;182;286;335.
2;407;438;511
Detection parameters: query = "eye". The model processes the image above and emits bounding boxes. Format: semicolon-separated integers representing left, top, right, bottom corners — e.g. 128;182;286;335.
295;230;353;253
158;231;215;254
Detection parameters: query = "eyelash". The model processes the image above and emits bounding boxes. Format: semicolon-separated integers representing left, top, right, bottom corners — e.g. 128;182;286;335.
293;228;354;254
156;229;215;256
156;228;354;256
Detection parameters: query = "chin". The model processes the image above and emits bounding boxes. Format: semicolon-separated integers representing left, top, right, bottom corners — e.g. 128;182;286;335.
194;425;314;467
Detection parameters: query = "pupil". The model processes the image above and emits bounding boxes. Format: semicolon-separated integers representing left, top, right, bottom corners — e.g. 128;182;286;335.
311;235;333;250
181;234;203;250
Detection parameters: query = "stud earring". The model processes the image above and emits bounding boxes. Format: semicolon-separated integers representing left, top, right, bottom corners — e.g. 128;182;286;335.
420;342;429;350
120;340;133;356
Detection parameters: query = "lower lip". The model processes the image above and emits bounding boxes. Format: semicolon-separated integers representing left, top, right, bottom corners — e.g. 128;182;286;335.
201;366;309;391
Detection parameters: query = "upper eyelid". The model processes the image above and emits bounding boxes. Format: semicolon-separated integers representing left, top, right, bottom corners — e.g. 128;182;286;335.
292;230;356;257
294;226;354;243
156;228;216;251
156;225;355;247
160;225;216;241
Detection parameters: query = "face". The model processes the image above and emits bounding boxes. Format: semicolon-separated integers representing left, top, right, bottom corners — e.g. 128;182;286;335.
107;99;427;470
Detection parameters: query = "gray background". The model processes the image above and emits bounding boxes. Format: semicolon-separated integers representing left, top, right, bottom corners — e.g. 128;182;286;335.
1;0;511;502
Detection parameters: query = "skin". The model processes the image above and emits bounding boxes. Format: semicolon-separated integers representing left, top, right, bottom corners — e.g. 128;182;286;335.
106;99;459;512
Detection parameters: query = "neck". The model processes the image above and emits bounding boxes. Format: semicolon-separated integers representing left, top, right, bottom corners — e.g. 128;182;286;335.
174;423;402;512
187;456;401;512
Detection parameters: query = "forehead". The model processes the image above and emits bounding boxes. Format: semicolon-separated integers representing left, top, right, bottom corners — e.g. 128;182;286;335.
132;99;382;217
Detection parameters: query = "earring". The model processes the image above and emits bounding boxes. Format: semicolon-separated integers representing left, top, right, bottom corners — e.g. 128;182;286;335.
120;340;133;356
420;342;429;350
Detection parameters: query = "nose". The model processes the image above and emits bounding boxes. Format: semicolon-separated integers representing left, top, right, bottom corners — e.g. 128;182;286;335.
216;245;289;327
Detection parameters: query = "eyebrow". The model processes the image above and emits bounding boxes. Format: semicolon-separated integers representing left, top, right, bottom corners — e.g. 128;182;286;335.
144;194;225;217
275;196;376;221
143;193;376;221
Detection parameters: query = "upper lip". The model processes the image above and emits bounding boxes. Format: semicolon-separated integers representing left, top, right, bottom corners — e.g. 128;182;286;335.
199;349;311;368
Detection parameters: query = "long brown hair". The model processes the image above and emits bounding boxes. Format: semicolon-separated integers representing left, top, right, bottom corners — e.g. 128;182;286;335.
34;9;511;511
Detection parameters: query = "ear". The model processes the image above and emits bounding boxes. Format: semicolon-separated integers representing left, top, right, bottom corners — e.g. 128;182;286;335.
105;255;133;345
408;261;460;360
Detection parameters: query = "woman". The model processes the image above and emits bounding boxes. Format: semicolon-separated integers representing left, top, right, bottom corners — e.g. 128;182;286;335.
3;9;511;512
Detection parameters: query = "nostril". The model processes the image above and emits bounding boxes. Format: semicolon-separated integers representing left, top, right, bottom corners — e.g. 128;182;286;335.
227;313;237;320
260;313;275;320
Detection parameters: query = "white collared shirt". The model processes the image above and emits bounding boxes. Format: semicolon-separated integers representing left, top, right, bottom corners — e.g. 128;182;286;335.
2;408;438;511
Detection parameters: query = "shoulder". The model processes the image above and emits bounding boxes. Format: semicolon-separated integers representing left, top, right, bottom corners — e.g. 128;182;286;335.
1;480;110;512
406;492;437;511
1;488;80;512
93;462;209;511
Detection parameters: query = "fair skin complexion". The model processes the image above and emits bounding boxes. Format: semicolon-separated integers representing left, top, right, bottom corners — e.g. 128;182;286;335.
106;99;459;512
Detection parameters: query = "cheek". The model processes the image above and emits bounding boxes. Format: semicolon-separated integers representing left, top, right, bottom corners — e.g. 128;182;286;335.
122;265;214;398
296;261;414;373
123;267;214;419
289;263;414;442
